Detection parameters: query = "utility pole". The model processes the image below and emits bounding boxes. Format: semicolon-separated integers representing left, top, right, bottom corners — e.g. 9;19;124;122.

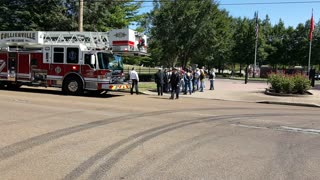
79;0;83;32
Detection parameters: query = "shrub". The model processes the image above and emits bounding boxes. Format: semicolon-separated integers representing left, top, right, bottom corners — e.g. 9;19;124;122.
268;73;283;93
267;73;311;94
292;74;311;94
282;75;295;93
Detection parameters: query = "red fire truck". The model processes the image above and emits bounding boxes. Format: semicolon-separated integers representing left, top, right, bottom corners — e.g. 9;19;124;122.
0;31;129;95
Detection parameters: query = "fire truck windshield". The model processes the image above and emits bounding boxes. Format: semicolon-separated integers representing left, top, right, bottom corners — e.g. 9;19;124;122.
97;52;123;71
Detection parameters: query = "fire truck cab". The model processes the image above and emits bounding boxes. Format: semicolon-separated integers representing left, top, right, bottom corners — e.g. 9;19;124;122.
0;31;128;95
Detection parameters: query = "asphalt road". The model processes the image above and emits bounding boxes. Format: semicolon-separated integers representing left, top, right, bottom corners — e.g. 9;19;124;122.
0;87;320;180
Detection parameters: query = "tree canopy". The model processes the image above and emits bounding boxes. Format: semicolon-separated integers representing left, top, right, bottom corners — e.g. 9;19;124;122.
0;0;144;31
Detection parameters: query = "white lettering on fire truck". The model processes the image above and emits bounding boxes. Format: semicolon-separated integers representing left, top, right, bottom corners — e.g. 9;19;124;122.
0;32;36;40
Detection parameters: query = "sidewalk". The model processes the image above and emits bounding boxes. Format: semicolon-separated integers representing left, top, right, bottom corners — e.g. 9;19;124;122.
144;79;320;108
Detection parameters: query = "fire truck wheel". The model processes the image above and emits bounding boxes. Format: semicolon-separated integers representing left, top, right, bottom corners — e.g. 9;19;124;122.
62;76;84;96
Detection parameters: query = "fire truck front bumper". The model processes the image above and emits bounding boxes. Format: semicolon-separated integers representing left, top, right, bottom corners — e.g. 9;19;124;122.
99;83;130;91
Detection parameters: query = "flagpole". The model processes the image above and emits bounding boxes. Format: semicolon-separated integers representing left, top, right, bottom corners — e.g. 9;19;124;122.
253;12;258;78
254;32;258;78
308;9;314;75
308;40;312;75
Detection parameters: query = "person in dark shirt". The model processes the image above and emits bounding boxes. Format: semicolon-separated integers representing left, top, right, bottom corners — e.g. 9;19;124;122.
183;69;193;95
155;68;165;96
169;68;180;99
163;68;169;93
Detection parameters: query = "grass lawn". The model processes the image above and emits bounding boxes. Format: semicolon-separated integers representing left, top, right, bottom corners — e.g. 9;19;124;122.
120;82;156;93
139;82;156;92
230;77;268;82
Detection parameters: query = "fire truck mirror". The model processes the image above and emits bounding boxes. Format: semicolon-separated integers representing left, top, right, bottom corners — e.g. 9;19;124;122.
31;59;37;66
90;54;96;66
30;59;38;69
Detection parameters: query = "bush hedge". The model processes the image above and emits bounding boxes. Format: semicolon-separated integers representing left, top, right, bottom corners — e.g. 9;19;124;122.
268;73;311;94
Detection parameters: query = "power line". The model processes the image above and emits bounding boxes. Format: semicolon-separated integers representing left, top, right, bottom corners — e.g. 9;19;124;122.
107;0;320;4
6;0;320;6
219;1;320;6
113;0;320;7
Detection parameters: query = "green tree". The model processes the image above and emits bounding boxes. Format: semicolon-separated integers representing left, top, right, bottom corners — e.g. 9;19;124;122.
232;18;256;66
193;9;233;72
310;20;320;70
265;19;286;67
82;0;144;31
259;15;274;66
290;23;309;66
0;0;72;31
0;0;144;31
151;0;233;68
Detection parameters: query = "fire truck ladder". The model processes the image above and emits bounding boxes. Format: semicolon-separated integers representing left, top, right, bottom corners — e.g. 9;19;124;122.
41;31;110;50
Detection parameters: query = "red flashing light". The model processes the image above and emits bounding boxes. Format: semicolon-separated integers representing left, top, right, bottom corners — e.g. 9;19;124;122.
72;66;77;70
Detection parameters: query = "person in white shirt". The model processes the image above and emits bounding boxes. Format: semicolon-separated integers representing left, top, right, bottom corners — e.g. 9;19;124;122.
209;69;216;90
129;67;139;95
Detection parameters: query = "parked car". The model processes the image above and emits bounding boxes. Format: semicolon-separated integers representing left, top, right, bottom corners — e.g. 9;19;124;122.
315;73;320;80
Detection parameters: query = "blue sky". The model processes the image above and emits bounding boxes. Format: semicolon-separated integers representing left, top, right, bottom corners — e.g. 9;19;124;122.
138;0;320;28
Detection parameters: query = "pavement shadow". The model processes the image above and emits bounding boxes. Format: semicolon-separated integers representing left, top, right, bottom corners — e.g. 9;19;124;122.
0;87;124;99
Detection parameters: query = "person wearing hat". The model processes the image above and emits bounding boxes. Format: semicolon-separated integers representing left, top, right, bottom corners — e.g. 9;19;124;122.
169;67;181;99
155;68;165;96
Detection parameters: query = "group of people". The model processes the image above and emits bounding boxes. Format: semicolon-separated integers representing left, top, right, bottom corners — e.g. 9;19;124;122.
129;66;216;99
155;67;216;100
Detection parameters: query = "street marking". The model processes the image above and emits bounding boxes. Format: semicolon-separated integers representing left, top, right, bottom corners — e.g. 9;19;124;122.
12;99;29;103
280;126;320;135
231;124;268;130
231;124;320;135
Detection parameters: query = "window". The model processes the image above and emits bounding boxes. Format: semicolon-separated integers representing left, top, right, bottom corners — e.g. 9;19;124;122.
67;47;79;64
53;47;64;63
84;54;95;69
97;52;110;69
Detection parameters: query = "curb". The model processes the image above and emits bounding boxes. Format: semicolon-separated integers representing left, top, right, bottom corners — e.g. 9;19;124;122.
143;90;320;108
264;89;313;97
257;101;320;108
